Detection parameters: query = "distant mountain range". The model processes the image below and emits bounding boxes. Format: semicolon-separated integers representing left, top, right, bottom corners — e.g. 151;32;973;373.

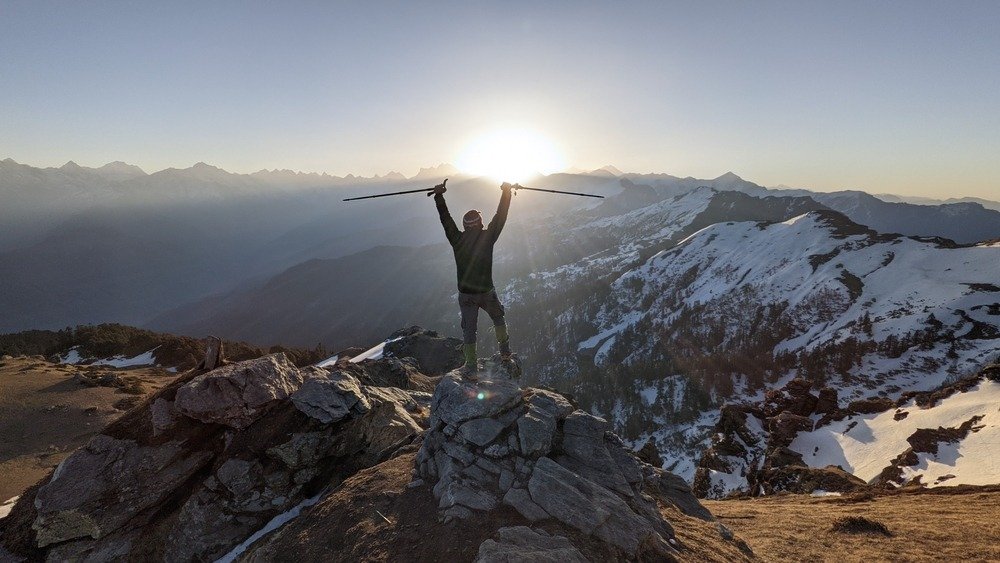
2;156;999;342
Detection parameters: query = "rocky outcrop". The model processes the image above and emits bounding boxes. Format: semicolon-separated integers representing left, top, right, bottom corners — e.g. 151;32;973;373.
0;353;425;562
383;327;464;376
695;377;837;498
474;526;588;563
416;371;716;560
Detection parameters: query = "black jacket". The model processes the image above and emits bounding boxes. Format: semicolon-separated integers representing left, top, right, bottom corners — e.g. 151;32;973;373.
435;190;511;294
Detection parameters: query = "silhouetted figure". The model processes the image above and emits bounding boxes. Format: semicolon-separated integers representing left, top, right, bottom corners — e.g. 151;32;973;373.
433;182;513;374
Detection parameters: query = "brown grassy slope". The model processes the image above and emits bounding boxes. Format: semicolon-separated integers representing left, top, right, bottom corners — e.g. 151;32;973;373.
0;356;180;502
705;489;1000;562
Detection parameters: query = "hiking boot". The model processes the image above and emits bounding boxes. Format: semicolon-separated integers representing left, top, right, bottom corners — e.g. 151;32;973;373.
496;353;522;379
457;363;479;381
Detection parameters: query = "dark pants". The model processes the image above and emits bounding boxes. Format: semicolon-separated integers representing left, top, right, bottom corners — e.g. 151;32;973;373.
459;290;506;345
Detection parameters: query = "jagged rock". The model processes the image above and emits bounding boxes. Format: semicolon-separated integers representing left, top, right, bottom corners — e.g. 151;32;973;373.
475;526;589;563
150;397;178;436
769;412;814;445
516;406;556;457
815;387;839;414
563;410;609;438
846;396;895;415
430;374;522;427
355;356;431;391
645;467;714;521
384;326;465;375
175;353;306;429
460;417;507;447
502;488;549;522
557;437;634;497
363;385;431;413
767;446;806;468
761;465;868;495
437;479;498;512
527;457;672;557
636;439;663;467
290;369;370;423
267;432;328;469
524;389;575;419
32;435;213;547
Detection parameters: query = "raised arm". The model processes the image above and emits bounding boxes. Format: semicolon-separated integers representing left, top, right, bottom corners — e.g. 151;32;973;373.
488;184;513;241
434;191;461;246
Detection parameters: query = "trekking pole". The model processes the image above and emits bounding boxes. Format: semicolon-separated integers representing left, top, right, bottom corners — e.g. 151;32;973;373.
511;185;604;199
343;179;447;202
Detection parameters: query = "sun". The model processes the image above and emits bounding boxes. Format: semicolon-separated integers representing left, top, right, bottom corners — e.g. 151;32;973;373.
456;128;566;183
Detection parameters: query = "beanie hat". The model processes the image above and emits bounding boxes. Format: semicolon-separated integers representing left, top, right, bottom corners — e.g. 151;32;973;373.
463;210;483;227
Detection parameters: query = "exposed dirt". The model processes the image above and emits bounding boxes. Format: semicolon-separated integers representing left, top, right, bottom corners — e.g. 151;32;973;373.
705;488;1000;562
0;355;180;502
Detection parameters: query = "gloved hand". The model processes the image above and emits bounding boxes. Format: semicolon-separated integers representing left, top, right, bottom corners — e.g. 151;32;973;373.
432;179;447;196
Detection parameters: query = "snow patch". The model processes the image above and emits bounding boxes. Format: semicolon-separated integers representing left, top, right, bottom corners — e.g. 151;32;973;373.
60;346;159;368
214;492;324;563
0;496;18;520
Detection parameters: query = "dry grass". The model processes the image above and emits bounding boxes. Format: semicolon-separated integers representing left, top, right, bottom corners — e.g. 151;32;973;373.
0;355;178;502
705;489;1000;562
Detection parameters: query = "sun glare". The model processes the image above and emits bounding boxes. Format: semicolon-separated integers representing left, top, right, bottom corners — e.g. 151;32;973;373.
456;128;566;183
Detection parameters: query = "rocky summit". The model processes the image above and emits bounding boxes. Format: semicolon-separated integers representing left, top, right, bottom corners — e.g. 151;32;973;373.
416;370;717;561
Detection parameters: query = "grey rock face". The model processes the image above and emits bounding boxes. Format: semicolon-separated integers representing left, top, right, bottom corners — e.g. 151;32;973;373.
475;526;590;563
459;417;506;447
524;389;575;420
32;436;213;547
429;375;522;427
528;458;671;556
175;353;306;429
150;398;177;436
516;406;556;457
645;466;715;521
291;369;369;423
502;488;548;522
563;410;609;438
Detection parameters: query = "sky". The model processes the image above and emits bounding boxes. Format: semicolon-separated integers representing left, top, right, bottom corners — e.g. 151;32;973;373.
1;1;998;199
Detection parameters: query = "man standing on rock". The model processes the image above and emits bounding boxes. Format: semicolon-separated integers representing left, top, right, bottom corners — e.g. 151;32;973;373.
432;181;514;375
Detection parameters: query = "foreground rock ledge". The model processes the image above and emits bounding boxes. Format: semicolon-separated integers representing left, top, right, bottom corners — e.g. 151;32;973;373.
416;371;715;561
0;353;425;562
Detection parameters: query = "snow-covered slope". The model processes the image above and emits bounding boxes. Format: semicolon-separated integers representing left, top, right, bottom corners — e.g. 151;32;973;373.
791;377;1000;487
550;209;1000;480
590;210;999;394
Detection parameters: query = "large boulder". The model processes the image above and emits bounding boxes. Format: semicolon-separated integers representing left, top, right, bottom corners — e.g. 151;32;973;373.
175;353;306;429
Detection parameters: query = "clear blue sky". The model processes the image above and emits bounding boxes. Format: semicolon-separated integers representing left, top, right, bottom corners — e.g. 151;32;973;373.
1;1;998;198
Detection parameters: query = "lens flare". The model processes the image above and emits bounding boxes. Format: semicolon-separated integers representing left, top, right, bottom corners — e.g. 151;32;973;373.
477;392;485;400
456;128;566;183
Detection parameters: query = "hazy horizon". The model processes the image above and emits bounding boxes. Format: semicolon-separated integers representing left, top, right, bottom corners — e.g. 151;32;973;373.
2;1;998;199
